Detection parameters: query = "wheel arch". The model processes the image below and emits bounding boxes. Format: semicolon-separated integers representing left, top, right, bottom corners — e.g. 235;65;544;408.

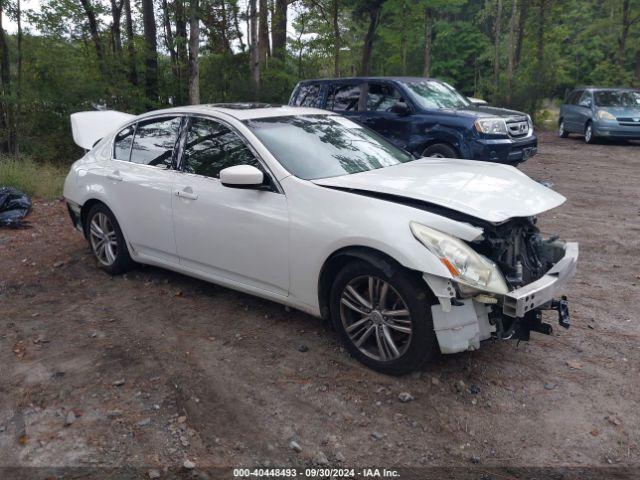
80;198;117;239
317;246;421;321
418;139;461;158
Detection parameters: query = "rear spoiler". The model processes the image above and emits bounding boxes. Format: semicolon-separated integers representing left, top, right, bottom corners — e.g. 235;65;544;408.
70;110;135;150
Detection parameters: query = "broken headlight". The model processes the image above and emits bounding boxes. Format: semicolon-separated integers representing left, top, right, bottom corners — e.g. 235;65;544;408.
410;222;509;295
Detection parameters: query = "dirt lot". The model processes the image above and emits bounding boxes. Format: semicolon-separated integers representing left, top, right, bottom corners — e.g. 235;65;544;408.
1;131;639;478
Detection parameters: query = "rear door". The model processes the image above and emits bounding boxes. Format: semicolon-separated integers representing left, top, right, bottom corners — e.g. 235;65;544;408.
172;116;290;295
104;117;182;264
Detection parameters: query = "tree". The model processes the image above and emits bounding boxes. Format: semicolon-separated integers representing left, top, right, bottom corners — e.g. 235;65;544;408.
259;0;270;66
79;0;107;78
356;0;386;75
141;0;158;102
272;0;288;60
0;0;13;153
249;0;261;97
124;0;138;85
423;6;433;77
188;0;200;104
494;0;502;87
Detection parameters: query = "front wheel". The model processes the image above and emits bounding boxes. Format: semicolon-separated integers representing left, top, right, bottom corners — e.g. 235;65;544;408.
85;203;133;275
558;120;569;138
584;122;596;144
422;143;458;158
330;260;438;375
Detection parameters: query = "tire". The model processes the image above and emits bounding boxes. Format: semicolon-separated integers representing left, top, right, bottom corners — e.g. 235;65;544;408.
584;122;596;144
558;119;569;138
422;143;458;158
329;259;438;375
85;203;133;275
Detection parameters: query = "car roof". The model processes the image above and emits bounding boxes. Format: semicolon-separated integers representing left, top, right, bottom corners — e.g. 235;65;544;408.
136;103;330;121
574;86;638;92
296;76;439;84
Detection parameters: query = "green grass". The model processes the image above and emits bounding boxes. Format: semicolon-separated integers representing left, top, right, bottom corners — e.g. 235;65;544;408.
0;156;66;199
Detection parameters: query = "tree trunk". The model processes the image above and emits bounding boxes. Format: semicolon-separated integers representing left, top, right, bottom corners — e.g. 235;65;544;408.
507;0;517;103
79;0;108;78
188;0;200;105
332;0;341;77
15;0;22;156
124;0;138;86
494;0;502;88
514;0;528;67
422;7;433;77
0;2;13;153
272;0;287;61
110;0;124;54
249;0;261;98
635;49;640;83
162;0;177;71
536;0;545;67
231;0;246;52
400;0;407;75
176;0;188;103
259;0;270;66
618;0;631;66
360;2;383;76
141;0;158;103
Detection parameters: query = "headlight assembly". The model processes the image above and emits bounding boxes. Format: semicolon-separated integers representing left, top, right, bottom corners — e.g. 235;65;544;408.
410;222;509;295
596;110;616;121
474;117;508;135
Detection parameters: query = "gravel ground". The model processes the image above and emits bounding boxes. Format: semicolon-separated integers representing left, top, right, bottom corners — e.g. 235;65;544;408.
1;131;639;478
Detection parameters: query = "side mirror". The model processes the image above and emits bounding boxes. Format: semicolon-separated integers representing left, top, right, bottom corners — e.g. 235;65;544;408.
391;101;411;115
220;165;265;189
580;99;592;108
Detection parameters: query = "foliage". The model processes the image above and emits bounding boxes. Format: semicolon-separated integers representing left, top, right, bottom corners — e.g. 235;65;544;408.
0;156;66;198
1;0;640;163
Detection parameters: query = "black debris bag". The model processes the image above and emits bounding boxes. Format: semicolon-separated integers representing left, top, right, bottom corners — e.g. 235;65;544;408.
0;187;32;227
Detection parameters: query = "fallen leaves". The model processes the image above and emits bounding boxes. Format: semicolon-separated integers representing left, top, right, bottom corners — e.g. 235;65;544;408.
566;360;583;370
12;341;26;360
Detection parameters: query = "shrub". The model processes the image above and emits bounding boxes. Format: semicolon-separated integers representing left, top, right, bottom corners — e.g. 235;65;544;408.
0;156;66;199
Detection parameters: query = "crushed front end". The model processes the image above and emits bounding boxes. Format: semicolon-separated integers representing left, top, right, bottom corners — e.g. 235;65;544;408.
422;216;578;353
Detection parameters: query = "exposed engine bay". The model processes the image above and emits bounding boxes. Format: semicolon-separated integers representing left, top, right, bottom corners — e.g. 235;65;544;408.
472;216;566;289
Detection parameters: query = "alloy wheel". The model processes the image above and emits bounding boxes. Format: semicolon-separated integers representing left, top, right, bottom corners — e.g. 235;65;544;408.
428;153;445;158
558;122;565;137
89;212;118;266
585;124;592;143
339;275;413;361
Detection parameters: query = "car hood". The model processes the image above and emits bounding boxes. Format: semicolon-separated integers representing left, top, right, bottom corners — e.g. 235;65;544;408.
311;158;566;224
437;105;528;120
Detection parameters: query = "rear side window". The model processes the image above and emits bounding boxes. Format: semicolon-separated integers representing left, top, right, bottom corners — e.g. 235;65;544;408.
293;84;321;107
328;84;363;112
130;117;181;167
366;83;404;112
114;125;135;161
182;117;260;179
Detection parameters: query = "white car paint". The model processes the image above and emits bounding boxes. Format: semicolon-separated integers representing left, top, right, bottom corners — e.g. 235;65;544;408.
64;104;573;356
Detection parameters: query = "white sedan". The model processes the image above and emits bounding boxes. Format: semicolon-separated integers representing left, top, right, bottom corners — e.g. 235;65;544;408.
64;104;578;375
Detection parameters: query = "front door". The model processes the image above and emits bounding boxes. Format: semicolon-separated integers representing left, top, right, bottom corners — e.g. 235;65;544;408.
172;116;290;296
358;82;414;150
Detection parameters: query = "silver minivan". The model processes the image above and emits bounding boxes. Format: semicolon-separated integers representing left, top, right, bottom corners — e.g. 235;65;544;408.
559;87;640;143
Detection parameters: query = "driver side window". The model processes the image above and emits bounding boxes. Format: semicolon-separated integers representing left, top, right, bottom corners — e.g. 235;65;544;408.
182;117;261;179
366;83;404;112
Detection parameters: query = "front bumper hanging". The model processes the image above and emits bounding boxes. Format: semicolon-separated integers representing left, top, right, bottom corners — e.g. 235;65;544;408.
502;242;579;318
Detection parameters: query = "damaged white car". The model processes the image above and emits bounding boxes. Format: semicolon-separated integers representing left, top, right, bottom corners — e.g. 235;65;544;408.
64;104;578;375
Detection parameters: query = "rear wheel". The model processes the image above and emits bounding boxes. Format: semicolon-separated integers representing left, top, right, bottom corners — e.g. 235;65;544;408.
558;119;569;138
330;260;438;375
584;122;596;144
422;143;458;158
85;203;133;275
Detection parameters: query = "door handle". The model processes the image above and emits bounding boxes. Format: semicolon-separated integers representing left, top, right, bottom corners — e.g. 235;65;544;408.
106;172;123;182
175;190;198;200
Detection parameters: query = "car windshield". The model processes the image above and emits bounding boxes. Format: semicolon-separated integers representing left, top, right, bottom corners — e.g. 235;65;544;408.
594;90;640;107
404;80;471;109
245;115;414;180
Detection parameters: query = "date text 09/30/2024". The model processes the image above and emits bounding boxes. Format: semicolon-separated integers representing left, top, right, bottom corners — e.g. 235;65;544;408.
233;468;400;478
